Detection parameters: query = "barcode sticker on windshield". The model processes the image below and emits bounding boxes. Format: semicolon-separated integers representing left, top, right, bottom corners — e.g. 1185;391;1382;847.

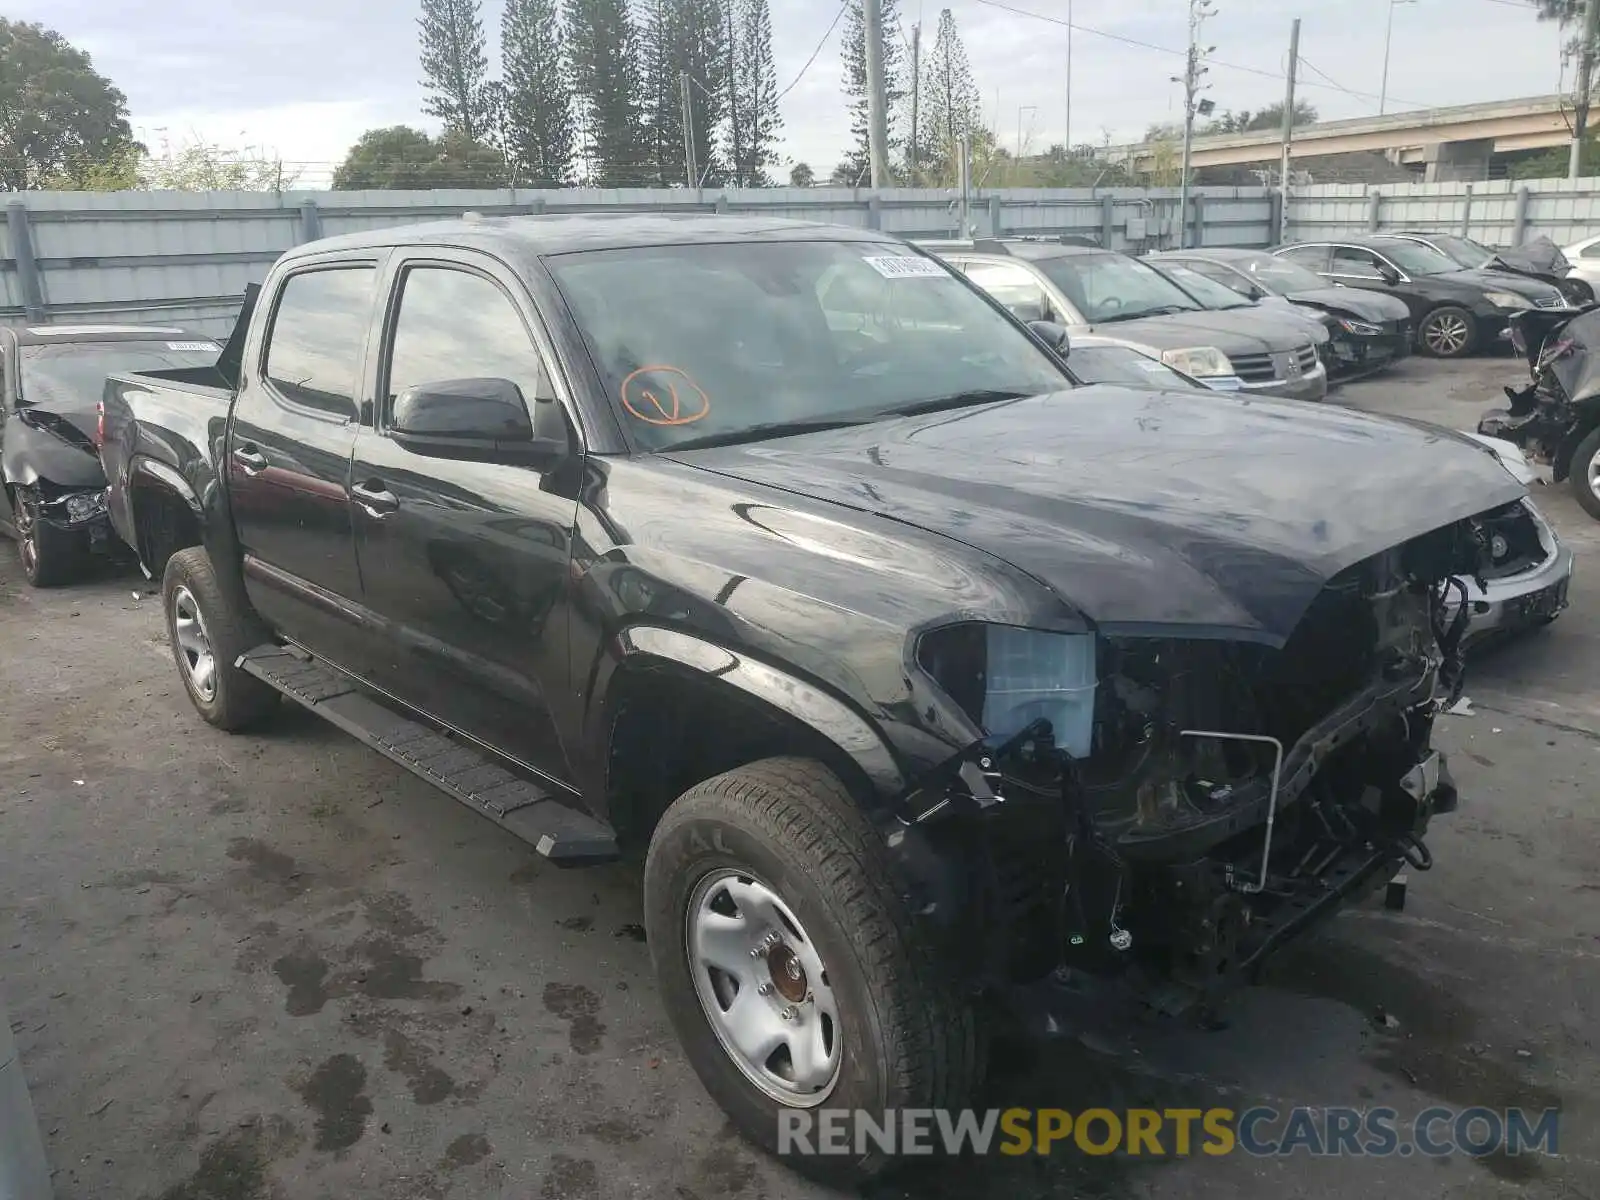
166;341;219;351
863;255;947;279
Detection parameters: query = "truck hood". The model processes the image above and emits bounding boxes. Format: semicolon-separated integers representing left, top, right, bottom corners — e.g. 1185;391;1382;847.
668;387;1524;645
1080;308;1313;356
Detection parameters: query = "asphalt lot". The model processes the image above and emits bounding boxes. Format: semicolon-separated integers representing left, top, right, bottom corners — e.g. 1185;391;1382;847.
1;352;1597;1200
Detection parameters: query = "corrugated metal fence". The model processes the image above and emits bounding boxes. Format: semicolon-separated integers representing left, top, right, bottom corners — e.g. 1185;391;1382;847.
6;177;1600;334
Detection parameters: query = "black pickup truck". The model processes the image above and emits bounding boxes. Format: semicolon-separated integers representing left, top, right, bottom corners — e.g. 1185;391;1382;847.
101;214;1515;1181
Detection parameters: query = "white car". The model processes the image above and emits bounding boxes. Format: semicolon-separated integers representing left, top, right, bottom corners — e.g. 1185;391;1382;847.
1562;233;1600;289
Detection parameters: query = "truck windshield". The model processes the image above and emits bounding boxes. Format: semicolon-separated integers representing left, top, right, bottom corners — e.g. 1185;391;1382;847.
546;240;1070;450
19;340;220;409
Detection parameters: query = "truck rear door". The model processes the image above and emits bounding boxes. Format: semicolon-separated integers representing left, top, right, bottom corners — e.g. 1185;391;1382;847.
228;257;379;658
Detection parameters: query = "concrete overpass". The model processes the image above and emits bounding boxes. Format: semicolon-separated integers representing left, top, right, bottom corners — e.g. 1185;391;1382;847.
1113;95;1574;182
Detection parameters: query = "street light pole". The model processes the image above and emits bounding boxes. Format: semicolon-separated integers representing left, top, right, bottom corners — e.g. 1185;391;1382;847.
1379;0;1416;116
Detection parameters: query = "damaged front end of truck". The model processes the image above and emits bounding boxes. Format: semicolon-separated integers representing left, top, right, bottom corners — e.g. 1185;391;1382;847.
889;515;1491;1020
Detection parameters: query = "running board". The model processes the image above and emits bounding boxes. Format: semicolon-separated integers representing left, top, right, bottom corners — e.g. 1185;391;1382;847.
237;645;618;866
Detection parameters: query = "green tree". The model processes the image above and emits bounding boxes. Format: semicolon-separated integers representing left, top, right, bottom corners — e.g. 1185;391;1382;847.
0;19;139;191
140;139;301;190
838;0;906;183
789;160;814;187
501;0;576;185
920;8;981;185
418;0;491;140
642;0;728;186
332;125;508;189
729;0;780;185
1200;101;1317;135
565;0;649;184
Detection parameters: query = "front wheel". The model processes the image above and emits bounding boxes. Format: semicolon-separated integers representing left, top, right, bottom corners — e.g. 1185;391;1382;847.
643;758;981;1184
1418;306;1478;358
161;547;279;730
11;487;83;588
1569;425;1600;521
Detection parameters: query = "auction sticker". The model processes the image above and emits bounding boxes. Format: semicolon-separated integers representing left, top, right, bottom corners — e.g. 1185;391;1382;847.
167;341;220;351
863;255;947;279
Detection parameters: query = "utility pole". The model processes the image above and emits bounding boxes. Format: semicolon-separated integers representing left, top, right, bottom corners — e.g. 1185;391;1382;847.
680;72;698;193
1572;0;1600;179
910;23;922;181
1379;0;1416;116
1064;0;1073;155
1279;18;1300;243
863;0;891;187
1176;0;1214;249
959;130;972;236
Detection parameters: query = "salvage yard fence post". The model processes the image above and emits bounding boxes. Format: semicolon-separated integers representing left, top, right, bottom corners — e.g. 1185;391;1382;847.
1514;187;1533;244
298;199;322;244
5;202;46;323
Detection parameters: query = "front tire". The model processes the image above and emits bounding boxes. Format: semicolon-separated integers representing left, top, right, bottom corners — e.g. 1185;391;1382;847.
11;487;83;588
161;547;279;730
1418;305;1478;358
1569;425;1600;521
643;758;980;1184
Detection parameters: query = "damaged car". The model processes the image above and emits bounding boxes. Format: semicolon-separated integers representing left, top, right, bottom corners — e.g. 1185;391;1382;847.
1;324;221;586
101;216;1520;1182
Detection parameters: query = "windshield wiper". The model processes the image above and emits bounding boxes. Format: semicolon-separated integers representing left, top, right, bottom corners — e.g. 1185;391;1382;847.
666;417;874;451
1096;304;1194;322
877;388;1038;418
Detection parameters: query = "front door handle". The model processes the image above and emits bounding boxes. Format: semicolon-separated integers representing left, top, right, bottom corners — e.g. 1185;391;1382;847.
231;445;268;475
352;481;399;517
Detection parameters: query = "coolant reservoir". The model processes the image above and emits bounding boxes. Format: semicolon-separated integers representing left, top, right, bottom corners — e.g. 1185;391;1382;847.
980;627;1097;758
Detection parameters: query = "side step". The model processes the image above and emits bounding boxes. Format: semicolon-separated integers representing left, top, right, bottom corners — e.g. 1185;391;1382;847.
237;645;618;866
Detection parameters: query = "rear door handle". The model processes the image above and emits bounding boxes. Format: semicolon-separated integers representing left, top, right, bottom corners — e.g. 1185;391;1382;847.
352;481;399;516
231;446;268;475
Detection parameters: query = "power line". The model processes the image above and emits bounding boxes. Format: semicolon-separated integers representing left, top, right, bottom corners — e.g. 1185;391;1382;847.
776;0;850;102
971;0;1431;109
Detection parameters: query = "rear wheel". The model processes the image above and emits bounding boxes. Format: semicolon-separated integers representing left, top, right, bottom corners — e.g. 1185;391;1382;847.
643;757;981;1184
1569;425;1600;521
1419;306;1478;358
11;486;82;588
161;547;279;730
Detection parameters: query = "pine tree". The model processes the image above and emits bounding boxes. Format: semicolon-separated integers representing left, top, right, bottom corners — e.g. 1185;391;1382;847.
729;0;780;185
418;0;491;141
642;0;728;186
838;0;906;184
922;8;980;184
502;0;575;185
564;0;649;184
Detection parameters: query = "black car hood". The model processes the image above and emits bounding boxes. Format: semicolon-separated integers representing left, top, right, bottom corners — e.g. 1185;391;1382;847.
1080;309;1306;355
670;389;1523;646
1283;286;1411;323
1492;236;1569;276
1;398;105;489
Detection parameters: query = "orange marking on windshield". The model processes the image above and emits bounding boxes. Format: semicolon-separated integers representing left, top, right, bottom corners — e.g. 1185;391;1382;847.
621;365;711;426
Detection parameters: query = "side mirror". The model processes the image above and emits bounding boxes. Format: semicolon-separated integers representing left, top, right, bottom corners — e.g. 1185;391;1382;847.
391;377;567;465
1378;264;1402;286
1027;320;1071;359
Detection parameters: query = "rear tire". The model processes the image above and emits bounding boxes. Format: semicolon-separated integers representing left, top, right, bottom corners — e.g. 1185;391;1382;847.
11;487;83;588
643;757;981;1185
161;547;279;730
1418;305;1478;358
1569;425;1600;521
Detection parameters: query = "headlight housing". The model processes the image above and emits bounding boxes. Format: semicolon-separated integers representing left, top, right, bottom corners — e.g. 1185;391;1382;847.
62;490;108;523
917;624;1098;757
1483;290;1527;310
1160;346;1234;378
1337;317;1383;336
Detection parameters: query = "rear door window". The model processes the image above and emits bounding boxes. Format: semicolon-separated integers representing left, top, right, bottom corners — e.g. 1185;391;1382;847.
263;267;378;417
1278;245;1331;272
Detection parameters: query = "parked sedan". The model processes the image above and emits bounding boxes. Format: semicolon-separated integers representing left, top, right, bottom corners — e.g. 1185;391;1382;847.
1150;259;1333;364
0;324;221;586
1148;248;1412;378
1377;231;1594;306
1273;236;1569;358
938;239;1327;400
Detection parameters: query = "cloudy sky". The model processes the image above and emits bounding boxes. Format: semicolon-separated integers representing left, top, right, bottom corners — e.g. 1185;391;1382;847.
25;0;1573;186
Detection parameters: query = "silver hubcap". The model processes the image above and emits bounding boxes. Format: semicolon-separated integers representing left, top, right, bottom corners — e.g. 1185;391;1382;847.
1424;313;1469;355
1588;443;1600;499
14;493;38;575
171;585;218;701
687;869;842;1106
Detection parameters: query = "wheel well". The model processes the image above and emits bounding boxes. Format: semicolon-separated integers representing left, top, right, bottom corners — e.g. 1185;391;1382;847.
603;660;876;851
131;480;201;577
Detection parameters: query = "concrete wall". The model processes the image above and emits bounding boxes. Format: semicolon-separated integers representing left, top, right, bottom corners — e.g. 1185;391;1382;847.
6;178;1600;332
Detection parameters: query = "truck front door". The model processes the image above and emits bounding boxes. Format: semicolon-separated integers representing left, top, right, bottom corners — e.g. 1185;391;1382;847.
346;253;580;785
228;259;377;658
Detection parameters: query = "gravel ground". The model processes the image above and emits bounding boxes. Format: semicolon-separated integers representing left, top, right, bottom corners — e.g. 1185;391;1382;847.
1;352;1596;1200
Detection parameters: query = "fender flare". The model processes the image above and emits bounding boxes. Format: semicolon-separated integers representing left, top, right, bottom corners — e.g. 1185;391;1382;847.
604;625;906;796
129;457;204;516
